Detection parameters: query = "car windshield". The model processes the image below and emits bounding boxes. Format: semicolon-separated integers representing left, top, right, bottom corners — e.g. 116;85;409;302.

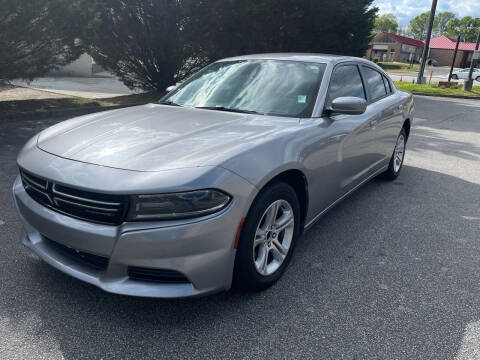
160;60;326;118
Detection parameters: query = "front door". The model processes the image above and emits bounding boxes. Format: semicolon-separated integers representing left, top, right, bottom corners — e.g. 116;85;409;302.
323;63;379;195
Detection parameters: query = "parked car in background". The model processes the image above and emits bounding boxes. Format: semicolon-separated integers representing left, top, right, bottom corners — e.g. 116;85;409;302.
451;68;480;81
13;54;414;298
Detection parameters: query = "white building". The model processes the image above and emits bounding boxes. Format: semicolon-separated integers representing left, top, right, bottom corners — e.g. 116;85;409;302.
50;53;103;77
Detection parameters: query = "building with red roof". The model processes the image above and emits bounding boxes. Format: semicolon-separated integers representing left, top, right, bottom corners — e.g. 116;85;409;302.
428;36;477;68
365;32;424;63
365;32;477;68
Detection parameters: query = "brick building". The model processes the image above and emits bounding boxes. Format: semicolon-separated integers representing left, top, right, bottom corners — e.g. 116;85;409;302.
365;32;477;67
365;32;424;63
428;36;476;68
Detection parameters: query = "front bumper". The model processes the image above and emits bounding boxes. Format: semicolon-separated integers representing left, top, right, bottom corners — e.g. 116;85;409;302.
13;175;254;298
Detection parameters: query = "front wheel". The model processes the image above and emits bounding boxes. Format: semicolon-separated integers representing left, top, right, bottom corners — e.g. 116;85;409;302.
451;74;458;80
233;181;300;291
381;128;407;180
476;76;480;82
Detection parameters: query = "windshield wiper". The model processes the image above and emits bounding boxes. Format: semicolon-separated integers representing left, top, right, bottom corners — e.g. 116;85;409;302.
195;106;264;115
158;100;182;107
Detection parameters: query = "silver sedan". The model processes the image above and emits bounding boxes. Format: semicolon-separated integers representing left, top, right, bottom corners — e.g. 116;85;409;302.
13;54;414;297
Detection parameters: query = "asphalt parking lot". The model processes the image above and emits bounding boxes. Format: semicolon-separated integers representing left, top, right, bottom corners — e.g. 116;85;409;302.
1;95;479;359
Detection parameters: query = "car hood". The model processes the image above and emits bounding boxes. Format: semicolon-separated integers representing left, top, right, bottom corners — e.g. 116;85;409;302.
37;104;300;172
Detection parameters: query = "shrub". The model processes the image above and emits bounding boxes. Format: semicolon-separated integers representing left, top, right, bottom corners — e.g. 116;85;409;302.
0;0;85;82
81;0;378;91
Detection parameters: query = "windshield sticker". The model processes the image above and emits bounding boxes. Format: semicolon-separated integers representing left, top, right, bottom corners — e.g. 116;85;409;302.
297;95;307;104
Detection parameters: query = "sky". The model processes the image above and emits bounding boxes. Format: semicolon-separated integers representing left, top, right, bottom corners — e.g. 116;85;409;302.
373;0;480;27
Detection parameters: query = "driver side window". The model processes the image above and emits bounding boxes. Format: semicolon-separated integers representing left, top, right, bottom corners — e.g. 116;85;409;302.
326;65;366;108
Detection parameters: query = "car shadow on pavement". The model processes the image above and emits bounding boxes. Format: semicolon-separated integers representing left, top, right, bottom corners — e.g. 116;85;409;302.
409;127;480;161
4;165;479;359
413;96;480;135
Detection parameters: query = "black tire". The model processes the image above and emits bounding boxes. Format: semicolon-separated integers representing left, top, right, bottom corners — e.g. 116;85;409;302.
476;76;480;82
232;181;301;291
381;127;407;181
451;74;458;80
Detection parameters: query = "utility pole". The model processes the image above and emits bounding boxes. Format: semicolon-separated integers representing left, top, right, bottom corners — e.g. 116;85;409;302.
417;0;437;84
464;29;480;91
448;36;461;82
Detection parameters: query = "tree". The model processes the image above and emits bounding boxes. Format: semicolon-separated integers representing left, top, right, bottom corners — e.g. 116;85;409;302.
409;11;458;39
374;13;398;33
446;16;480;42
83;0;205;91
408;12;430;39
79;0;377;91
0;0;84;82
187;0;377;62
434;11;456;35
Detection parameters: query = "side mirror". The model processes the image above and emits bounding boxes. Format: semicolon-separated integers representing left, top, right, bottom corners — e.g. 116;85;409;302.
166;85;177;93
329;96;367;115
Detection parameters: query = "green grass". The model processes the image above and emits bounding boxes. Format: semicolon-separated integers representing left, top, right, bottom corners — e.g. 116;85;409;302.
0;97;101;116
394;81;480;97
99;91;164;106
59;98;101;108
378;62;419;72
0;84;166;118
0;91;161;117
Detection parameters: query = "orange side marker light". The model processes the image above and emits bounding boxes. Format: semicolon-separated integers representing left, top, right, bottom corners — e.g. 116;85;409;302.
233;218;245;249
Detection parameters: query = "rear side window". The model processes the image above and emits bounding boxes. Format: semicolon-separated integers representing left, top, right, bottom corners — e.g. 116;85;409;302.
326;65;365;107
362;66;387;101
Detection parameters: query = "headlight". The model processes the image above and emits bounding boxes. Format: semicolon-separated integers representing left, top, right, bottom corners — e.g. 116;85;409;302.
127;189;231;221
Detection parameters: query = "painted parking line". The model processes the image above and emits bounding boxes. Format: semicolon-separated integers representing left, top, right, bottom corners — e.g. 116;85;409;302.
456;321;480;360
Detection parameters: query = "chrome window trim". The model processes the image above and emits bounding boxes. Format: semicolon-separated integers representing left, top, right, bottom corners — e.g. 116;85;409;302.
359;65;394;104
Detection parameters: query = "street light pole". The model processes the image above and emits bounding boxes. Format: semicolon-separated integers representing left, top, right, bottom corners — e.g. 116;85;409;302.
464;29;480;91
417;0;437;84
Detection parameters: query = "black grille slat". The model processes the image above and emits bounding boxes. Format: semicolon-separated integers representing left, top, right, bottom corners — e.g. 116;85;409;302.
44;238;109;271
20;169;128;225
128;267;190;284
22;171;47;190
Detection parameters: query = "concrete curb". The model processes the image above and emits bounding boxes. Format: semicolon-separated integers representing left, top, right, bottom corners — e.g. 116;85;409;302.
1;104;140;122
412;92;480;100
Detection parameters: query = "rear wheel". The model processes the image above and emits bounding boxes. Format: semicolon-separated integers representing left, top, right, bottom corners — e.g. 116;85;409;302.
476;76;480;82
451;74;458;80
233;181;300;291
381;128;407;180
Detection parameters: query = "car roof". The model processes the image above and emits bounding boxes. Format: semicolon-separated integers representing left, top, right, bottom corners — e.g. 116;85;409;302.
218;53;372;65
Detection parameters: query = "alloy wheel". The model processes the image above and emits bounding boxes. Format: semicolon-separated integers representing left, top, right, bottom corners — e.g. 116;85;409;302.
393;133;406;173
253;200;294;276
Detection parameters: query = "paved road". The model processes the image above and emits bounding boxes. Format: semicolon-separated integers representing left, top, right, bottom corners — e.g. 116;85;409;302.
1;96;479;359
388;66;480;84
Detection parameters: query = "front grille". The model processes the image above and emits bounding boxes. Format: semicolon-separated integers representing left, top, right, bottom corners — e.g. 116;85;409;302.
20;169;128;225
128;266;190;284
44;237;109;271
